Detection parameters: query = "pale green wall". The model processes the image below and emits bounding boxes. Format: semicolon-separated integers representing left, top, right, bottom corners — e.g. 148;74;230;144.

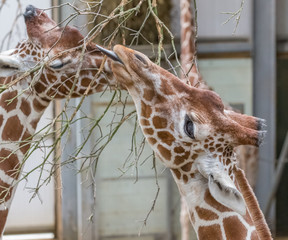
199;58;253;115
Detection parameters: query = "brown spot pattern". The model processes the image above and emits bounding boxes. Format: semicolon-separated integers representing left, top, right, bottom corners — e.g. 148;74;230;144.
33;98;46;112
174;146;185;153
147;137;157;145
0;209;8;235
30;119;39;129
183;174;188;183
0;149;20;178
34;82;46;94
143;88;155;101
198;224;222;240
0;179;13;202
191;154;198;160
141;101;152;118
160;78;175;95
181;162;193;172
195;206;218;221
157;144;171;161
223;216;247;240
81;78;92;87
99;78;108;84
140;119;150;126
152;116;167;129
2;116;23;141
171;168;181;180
20;131;32;154
20;99;31;116
143;128;154;135
0;90;18;112
174;151;190;165
217;148;223;152
209;147;215;152
0;115;3;127
157;131;175;146
174;155;185;165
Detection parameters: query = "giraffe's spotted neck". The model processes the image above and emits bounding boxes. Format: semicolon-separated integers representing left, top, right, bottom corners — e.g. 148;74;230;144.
133;75;261;239
0;75;49;146
0;76;50;235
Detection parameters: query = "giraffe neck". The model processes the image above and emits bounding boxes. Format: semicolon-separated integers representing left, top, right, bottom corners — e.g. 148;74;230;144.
131;86;262;239
171;157;260;240
7;40;118;100
0;76;50;237
180;0;200;87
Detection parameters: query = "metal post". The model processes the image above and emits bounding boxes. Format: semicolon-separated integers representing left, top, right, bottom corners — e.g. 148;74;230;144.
253;0;276;229
265;131;288;216
61;99;79;240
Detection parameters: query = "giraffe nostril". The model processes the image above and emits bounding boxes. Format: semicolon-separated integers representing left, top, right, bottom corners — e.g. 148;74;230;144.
24;5;36;19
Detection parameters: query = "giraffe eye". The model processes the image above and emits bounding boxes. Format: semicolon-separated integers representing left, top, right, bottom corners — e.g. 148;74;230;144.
49;59;71;69
184;114;195;139
135;54;147;65
49;59;64;69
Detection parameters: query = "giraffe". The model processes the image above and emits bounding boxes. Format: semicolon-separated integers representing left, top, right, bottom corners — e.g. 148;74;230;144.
180;0;201;88
97;44;272;240
0;5;119;238
179;0;259;239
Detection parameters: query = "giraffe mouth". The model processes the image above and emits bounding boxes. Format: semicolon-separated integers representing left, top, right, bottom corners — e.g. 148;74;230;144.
0;55;21;70
24;5;37;19
1;65;19;70
96;45;124;65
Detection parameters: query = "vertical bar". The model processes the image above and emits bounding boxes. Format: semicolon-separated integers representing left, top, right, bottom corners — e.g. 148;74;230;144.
51;1;63;239
61;100;78;240
75;98;83;240
166;172;174;240
58;1;79;239
253;0;276;229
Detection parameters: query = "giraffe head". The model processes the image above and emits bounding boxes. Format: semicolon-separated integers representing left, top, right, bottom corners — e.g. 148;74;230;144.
97;44;266;215
0;5;116;99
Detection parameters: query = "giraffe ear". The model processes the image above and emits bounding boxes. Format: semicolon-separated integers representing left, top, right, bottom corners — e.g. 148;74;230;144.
0;50;21;77
208;173;246;215
197;156;246;215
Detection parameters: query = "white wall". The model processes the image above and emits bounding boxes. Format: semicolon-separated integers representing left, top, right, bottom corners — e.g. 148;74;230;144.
197;0;252;39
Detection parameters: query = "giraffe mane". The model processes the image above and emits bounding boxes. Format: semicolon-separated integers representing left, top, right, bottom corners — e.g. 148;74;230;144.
235;167;273;239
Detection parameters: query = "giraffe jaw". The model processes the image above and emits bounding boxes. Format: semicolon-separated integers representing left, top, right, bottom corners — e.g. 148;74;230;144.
96;45;124;65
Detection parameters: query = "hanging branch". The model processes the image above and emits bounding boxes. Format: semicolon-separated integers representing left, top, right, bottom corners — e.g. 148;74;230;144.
222;0;245;34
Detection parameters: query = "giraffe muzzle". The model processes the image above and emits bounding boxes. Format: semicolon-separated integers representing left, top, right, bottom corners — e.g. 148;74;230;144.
24;5;37;19
96;45;123;65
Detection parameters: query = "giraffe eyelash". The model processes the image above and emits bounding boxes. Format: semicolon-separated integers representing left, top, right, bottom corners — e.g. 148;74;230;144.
190;112;205;124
